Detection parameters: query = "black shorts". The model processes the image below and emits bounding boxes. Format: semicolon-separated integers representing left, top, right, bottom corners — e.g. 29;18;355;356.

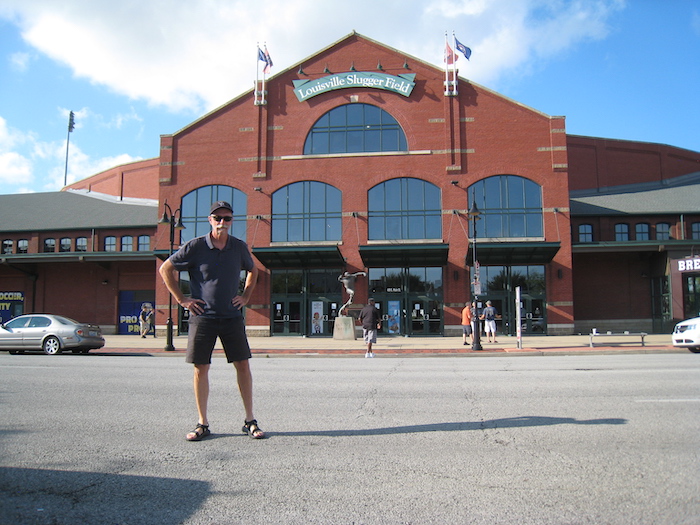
186;316;251;364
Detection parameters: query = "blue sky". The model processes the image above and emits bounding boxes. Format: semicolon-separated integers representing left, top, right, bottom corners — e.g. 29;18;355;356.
1;0;698;194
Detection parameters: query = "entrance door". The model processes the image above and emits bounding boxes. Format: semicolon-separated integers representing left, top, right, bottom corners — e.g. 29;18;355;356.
272;300;301;335
408;297;442;335
308;299;340;336
521;295;546;334
484;292;546;335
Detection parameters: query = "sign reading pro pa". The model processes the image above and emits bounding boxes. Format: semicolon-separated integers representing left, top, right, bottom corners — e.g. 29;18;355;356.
293;72;416;102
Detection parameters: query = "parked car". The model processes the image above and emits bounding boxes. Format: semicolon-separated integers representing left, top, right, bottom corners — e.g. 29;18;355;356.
672;316;700;352
0;314;105;355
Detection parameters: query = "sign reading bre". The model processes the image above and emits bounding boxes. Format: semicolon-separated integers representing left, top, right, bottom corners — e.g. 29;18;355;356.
293;72;416;102
678;257;700;272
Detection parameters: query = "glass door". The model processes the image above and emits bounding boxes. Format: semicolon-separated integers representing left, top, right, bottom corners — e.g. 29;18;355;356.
272;300;301;335
408;297;442;335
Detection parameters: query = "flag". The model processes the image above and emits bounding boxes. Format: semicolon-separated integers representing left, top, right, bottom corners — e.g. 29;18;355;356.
455;38;472;60
444;42;457;65
258;45;273;74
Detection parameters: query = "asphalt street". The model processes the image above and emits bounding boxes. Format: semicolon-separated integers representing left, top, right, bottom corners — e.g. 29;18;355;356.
1;352;698;524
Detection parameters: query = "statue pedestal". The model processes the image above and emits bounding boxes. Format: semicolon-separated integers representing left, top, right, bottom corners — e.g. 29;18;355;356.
333;315;356;340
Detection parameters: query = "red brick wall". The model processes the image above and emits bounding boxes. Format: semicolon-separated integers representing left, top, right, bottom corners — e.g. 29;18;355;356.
64;158;160;199
567;135;700;191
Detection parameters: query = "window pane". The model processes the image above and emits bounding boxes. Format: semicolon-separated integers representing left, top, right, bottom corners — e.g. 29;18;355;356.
510;214;525;237
386;216;401;239
347;130;363;152
303;103;407;154
346;104;363;125
526;213;543;237
508;178;524;208
484;177;501;209
425;215;440;239
329;106;346;127
408;214;424;239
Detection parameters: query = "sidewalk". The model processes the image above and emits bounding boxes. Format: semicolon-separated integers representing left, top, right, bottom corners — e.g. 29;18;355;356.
98;332;680;356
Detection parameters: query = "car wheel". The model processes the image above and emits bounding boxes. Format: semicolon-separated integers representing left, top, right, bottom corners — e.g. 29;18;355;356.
81;349;90;354
43;336;62;355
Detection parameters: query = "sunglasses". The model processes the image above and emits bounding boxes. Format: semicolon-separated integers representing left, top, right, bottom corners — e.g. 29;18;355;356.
210;215;233;222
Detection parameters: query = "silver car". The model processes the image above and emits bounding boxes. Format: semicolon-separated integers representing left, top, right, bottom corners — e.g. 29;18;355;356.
0;314;105;355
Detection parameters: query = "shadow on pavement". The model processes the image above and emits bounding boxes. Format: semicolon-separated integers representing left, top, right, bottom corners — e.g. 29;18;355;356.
270;416;628;437
0;467;210;524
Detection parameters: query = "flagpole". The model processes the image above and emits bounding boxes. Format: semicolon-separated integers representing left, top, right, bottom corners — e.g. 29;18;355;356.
255;43;260;105
261;42;267;105
444;32;449;96
452;31;458;95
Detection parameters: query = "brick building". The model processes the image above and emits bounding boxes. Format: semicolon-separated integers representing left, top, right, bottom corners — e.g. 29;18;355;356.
2;32;699;336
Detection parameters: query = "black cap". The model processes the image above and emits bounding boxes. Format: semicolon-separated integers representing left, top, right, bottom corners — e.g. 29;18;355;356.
210;201;233;215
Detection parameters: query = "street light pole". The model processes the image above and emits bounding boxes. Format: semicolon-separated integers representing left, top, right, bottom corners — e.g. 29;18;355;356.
468;200;483;351
159;202;185;352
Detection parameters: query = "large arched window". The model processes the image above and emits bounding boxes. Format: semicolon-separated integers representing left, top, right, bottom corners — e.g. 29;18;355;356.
303;103;407;155
368;178;441;240
272;181;342;242
180;185;247;243
468;175;543;238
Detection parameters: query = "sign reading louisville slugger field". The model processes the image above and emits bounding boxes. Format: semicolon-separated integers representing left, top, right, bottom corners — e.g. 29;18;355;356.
293;72;416;101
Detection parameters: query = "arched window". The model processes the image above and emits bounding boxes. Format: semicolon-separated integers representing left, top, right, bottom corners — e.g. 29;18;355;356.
104;236;117;252
43;238;56;253
180;185;247;243
121;236;134;252
137;235;150;251
59;237;72;252
2;239;13;254
615;223;629;241
656;222;671;241
368;178;441;240
635;223;650;241
272;181;342;242
692;222;700;240
468;175;543;238
304;103;407;155
76;237;87;252
578;224;593;243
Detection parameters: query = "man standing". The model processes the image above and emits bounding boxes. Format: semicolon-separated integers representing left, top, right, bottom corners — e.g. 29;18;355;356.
461;301;472;346
159;201;264;441
358;298;381;358
481;300;499;343
139;304;150;338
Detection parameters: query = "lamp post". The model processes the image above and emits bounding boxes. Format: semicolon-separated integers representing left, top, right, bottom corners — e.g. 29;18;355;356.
468;200;483;351
159;203;185;352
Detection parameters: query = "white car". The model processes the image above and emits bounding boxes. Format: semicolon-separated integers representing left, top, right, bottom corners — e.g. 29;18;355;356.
672;317;700;352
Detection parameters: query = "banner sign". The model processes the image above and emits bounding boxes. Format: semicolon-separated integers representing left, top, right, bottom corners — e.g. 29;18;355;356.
293;72;416;102
678;257;700;272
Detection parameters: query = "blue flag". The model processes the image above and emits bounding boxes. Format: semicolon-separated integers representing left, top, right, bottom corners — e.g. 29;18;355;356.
455;38;472;60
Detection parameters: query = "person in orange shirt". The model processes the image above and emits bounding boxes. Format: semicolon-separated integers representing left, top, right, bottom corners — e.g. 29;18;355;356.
461;301;473;346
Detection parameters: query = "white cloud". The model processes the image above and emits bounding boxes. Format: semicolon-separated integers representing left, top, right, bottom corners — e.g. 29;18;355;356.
0;0;625;114
0;117;33;183
0;151;32;183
